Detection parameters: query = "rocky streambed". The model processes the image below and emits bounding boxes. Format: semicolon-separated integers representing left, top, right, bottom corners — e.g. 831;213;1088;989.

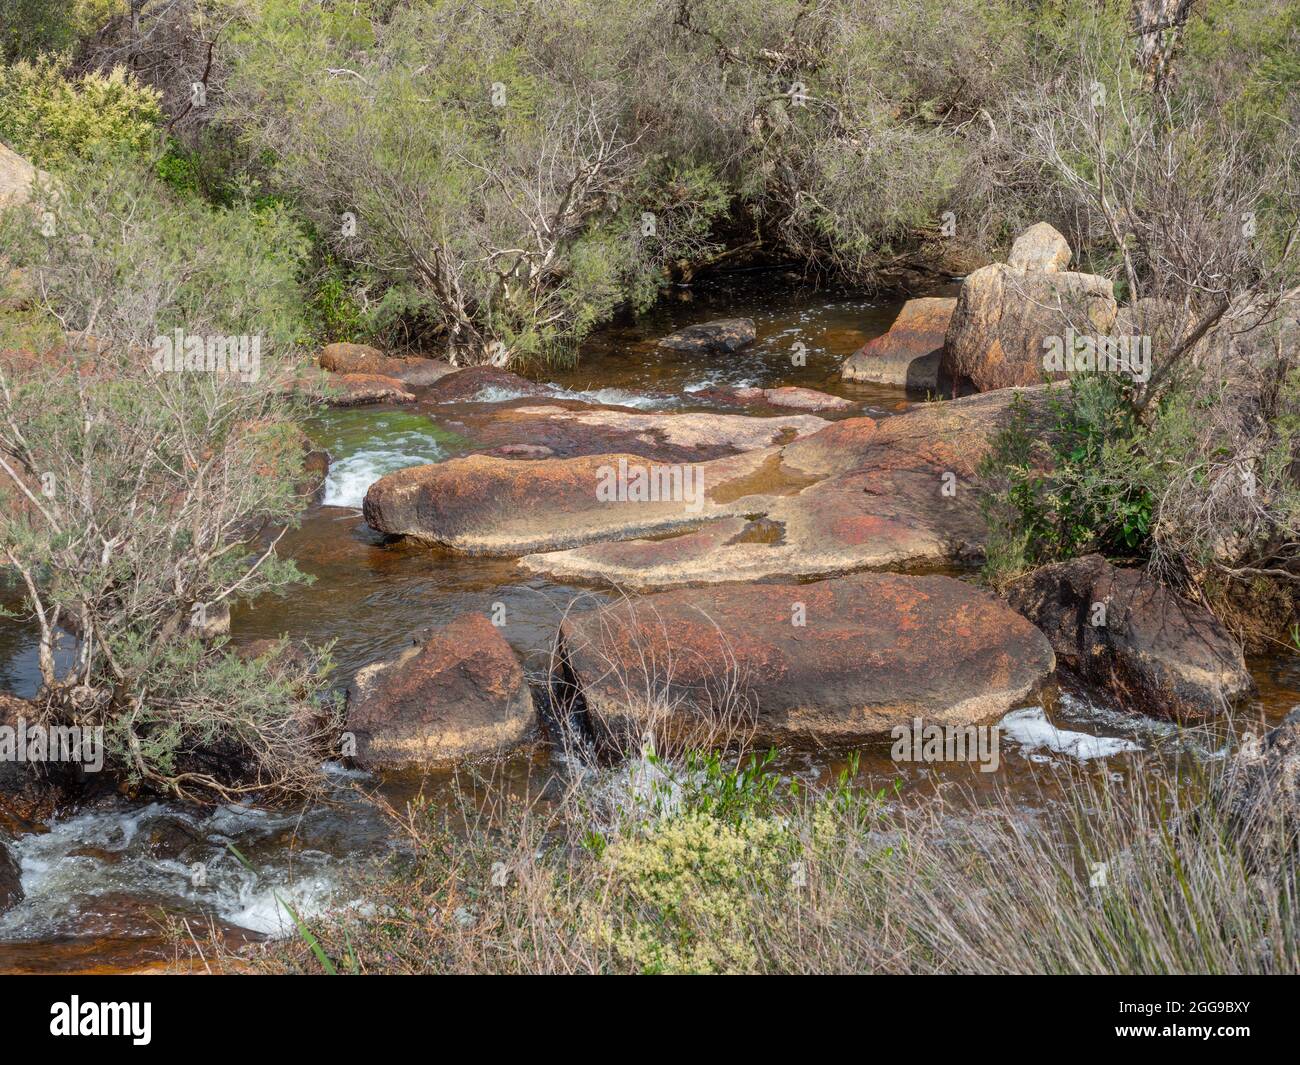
1;259;1294;971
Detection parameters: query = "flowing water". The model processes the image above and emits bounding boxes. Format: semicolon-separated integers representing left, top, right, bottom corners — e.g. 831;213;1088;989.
1;274;1296;972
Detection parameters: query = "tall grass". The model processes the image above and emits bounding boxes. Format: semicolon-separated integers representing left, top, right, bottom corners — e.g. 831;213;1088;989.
241;739;1298;975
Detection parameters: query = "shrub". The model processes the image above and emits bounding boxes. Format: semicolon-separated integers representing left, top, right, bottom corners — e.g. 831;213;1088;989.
0;152;338;802
0;53;163;169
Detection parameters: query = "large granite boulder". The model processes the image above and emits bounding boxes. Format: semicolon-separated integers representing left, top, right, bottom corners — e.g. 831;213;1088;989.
942;223;1117;392
553;573;1055;748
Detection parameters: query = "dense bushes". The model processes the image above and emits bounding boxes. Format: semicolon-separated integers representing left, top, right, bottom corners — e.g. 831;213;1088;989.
0;53;162;168
0;153;338;801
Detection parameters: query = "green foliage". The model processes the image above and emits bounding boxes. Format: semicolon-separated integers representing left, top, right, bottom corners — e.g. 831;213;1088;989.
0;54;163;169
979;379;1158;585
0;0;121;63
0;152;333;801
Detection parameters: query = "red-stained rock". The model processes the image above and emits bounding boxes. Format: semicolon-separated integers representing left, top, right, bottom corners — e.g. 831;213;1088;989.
841;297;954;391
554;573;1054;747
345;614;535;766
363;448;775;554
323;373;415;406
319;343;452;386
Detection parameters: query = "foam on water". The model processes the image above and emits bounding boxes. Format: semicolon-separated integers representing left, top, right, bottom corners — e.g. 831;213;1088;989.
999;706;1143;762
0;801;351;942
318;416;449;508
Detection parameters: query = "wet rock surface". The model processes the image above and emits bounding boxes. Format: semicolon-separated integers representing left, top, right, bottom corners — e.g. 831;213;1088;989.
0;839;20;914
554;572;1055;747
323;372;416;406
453;402;829;462
657;317;757;353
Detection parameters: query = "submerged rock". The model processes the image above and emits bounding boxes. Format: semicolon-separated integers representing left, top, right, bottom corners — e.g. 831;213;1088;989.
1005;554;1252;717
693;384;854;413
657;318;756;353
319;343;452;387
554;572;1055;748
345;614;535;766
841;296;954;391
426;365;553;403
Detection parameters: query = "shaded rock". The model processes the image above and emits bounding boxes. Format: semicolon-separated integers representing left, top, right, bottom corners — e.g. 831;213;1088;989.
0;839;20;914
942;262;1117;392
841;297;954;391
554;573;1055;747
426;366;552;403
363;447;777;554
1005;554;1252;717
345;614;534;766
1218;707;1300;869
657;318;756;353
1007;222;1072;273
319;343;453;387
324;373;415;406
458;403;828;463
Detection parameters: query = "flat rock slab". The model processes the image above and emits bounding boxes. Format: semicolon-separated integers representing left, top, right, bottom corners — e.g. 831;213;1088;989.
522;460;983;588
363;447;779;554
555;572;1055;746
319;342;453;386
692;384;855;413
841;297;954;391
451;403;829;463
316;372;415;406
657;318;756;353
346;613;534;766
1006;554;1253;717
